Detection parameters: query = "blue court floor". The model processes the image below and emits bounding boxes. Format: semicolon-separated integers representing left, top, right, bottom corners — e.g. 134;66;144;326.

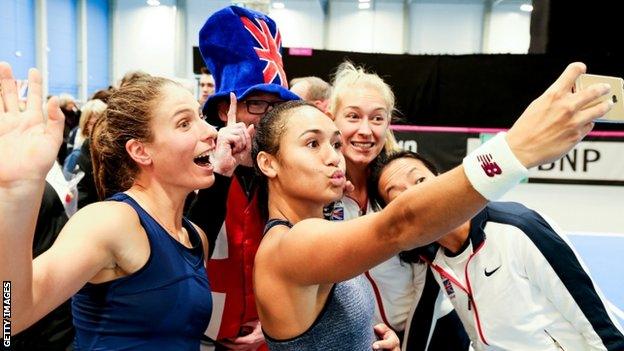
568;233;624;326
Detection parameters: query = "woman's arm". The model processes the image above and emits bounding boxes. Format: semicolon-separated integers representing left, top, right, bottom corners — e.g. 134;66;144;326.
0;63;65;330
260;62;614;286
0;63;125;333
18;202;137;332
263;167;482;285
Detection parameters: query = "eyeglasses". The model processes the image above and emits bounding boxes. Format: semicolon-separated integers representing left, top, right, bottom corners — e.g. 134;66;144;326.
243;99;285;115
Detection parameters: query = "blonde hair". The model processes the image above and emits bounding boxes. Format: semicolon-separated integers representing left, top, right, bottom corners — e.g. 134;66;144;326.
328;61;395;119
79;99;107;138
329;61;397;154
384;129;401;153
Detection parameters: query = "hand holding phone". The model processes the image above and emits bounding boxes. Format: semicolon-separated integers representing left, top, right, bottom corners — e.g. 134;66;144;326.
574;73;624;123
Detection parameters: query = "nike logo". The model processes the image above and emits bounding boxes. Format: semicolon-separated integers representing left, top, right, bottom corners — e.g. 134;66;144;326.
484;265;501;277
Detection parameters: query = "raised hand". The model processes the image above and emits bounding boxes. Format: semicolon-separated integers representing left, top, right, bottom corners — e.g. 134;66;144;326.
211;93;254;176
0;62;64;186
507;62;612;168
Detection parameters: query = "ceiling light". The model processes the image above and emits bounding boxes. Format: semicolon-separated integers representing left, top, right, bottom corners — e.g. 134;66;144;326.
272;2;285;9
520;4;533;12
358;0;370;2
146;0;160;7
358;2;370;9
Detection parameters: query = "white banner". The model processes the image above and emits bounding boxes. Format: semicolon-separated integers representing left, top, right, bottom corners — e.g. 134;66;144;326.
467;139;624;182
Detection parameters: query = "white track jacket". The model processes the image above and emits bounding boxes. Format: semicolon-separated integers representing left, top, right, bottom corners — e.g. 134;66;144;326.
421;202;624;351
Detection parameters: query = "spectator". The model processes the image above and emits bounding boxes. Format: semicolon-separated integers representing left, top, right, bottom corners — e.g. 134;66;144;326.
67;99;106;153
289;76;332;113
64;99;107;177
57;93;80;164
199;67;216;107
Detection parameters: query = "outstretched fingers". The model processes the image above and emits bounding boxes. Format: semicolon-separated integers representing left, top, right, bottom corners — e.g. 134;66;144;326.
0;62;19;113
46;96;65;143
26;68;43;113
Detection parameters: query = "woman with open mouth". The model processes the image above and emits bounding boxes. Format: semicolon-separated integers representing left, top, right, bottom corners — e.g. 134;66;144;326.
0;62;251;350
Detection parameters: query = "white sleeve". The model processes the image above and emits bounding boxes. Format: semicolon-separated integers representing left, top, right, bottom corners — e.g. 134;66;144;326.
517;214;624;350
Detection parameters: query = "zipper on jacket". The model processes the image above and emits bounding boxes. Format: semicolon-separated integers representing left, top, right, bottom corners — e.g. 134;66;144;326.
544;329;566;350
464;242;488;346
420;244;489;346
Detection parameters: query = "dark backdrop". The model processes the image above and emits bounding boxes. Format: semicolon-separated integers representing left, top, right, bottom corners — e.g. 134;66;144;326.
283;50;624;131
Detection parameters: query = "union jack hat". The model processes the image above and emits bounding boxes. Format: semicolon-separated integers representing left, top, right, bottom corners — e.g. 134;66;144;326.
199;6;300;124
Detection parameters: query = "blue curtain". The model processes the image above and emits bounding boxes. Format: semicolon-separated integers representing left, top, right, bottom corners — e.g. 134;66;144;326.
47;0;78;97
0;0;36;80
87;0;110;97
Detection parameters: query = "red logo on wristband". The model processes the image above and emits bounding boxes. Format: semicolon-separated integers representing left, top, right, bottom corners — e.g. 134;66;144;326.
477;154;502;177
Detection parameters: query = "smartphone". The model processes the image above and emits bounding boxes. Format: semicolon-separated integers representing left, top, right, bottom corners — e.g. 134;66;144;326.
574;73;624;123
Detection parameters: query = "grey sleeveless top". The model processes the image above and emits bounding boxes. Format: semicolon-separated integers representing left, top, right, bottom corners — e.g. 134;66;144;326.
263;219;376;350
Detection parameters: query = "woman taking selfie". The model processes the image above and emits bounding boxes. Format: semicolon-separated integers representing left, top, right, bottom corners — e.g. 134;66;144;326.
249;61;612;350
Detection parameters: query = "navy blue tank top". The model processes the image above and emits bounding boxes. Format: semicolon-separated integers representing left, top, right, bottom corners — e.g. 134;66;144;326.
72;193;212;350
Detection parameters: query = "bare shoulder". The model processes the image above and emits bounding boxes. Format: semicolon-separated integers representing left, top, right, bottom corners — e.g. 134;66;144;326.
254;217;341;271
254;224;291;271
59;201;142;247
68;201;140;228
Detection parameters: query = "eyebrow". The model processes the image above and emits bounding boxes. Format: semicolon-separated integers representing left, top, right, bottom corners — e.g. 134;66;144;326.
172;107;197;119
299;129;341;138
406;167;419;178
345;106;388;113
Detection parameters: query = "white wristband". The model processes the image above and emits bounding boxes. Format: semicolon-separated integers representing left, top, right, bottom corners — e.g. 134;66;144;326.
462;132;528;201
